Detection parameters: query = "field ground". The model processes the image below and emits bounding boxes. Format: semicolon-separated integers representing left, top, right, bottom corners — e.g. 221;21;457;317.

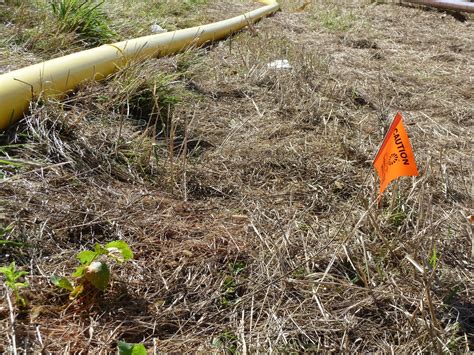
0;0;473;352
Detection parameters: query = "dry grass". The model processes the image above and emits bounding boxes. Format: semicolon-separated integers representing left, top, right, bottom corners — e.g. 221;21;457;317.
0;0;473;352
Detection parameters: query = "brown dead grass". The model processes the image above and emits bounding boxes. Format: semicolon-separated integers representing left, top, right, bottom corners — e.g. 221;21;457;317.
0;0;473;352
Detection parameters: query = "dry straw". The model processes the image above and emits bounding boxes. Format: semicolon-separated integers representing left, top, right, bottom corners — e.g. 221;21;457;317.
0;0;472;352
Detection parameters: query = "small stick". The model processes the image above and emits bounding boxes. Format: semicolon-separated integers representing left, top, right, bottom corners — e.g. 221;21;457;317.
390;180;399;210
5;287;17;355
182;111;191;202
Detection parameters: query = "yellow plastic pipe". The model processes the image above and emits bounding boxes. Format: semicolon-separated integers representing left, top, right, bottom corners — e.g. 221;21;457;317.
0;1;279;131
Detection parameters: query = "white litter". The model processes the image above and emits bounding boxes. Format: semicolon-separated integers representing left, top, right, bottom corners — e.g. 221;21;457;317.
150;22;167;34
267;59;292;70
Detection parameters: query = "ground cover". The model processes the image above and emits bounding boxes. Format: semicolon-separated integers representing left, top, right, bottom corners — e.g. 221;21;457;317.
0;0;472;352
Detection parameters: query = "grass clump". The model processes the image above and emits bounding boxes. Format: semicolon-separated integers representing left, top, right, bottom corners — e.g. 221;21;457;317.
126;72;182;127
103;0;209;38
212;330;238;354
312;7;357;32
220;261;246;306
50;0;114;46
101;63;192;181
0;224;26;248
0;144;40;179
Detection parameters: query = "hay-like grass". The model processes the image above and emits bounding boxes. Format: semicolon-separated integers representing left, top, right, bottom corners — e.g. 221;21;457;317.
0;0;473;352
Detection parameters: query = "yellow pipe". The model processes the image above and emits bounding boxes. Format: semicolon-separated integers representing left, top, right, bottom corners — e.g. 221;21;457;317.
0;1;280;131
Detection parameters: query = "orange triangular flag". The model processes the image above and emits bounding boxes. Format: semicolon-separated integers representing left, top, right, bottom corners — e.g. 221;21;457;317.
373;112;419;196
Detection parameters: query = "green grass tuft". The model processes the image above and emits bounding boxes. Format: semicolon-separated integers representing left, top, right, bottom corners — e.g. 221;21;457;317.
50;0;114;46
312;7;357;32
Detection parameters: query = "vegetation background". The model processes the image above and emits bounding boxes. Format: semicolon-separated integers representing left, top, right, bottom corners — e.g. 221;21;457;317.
0;0;472;352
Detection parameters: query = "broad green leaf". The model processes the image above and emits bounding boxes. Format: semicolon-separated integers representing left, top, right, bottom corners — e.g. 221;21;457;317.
77;250;97;265
105;240;133;262
118;340;134;354
51;275;74;291
94;243;109;255
71;265;87;278
0;262;28;291
118;340;147;355
0;262;19;280
131;344;147;355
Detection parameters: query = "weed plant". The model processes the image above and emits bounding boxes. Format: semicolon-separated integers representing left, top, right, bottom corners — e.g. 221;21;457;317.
0;262;28;307
50;0;114;46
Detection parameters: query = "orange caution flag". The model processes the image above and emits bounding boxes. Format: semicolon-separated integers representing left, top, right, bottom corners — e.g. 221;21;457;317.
373;112;419;196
